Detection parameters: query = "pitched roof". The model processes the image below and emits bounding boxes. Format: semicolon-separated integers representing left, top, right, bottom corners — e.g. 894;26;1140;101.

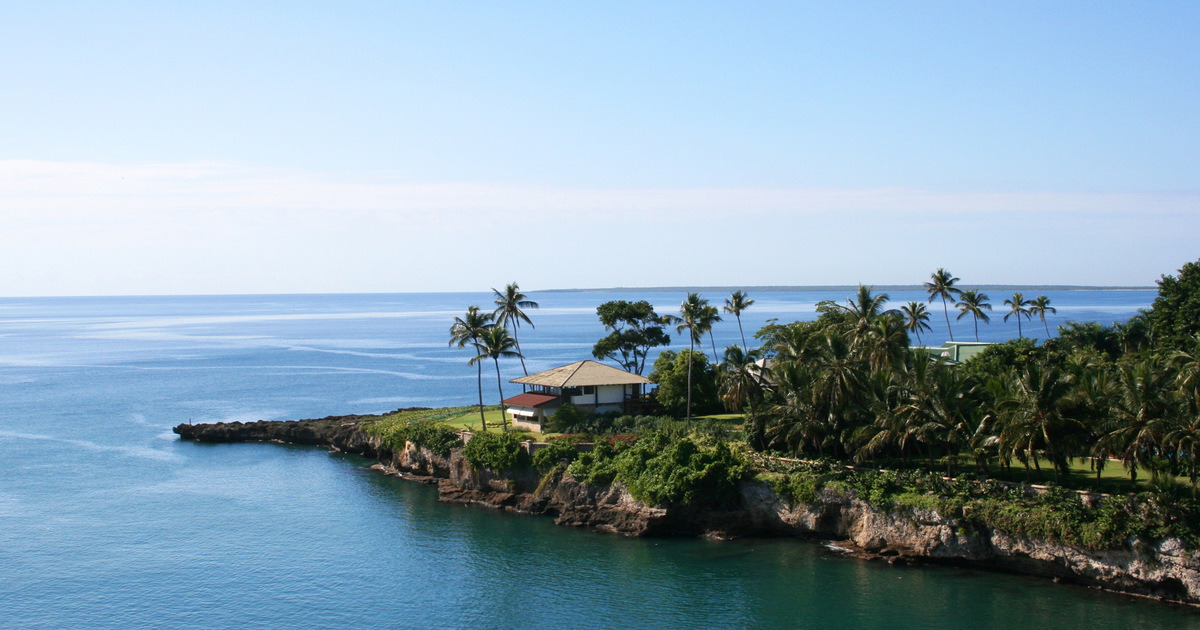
502;393;560;407
510;360;652;387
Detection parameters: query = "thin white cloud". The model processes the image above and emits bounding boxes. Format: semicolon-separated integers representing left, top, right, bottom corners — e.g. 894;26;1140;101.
0;160;1196;296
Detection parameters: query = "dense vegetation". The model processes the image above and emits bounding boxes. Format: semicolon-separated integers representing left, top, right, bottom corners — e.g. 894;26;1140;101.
420;260;1200;551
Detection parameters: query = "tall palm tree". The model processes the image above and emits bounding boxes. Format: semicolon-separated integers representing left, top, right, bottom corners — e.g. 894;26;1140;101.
1003;293;1032;338
955;290;992;342
723;290;755;349
469;326;521;432
836;285;894;341
699;305;723;366
900;301;932;347
1029;295;1056;339
450;306;494;429
675;293;708;422
924;269;962;342
492;283;539;384
718;344;766;415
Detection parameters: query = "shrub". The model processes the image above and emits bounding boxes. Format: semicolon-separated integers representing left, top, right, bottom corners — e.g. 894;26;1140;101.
463;431;531;472
533;441;579;473
614;432;746;507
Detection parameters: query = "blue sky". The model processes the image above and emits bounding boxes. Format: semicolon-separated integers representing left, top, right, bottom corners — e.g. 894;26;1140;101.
1;2;1197;295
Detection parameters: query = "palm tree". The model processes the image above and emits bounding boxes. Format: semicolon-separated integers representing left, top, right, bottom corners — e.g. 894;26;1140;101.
469;326;521;432
1029;295;1056;339
836;285;894;343
699;305;723;366
1003;293;1032;338
492;283;539;384
675;293;708;422
924;269;962;342
900;301;932;347
723;291;755;349
955;290;992;342
450;306;494;429
718;345;767;439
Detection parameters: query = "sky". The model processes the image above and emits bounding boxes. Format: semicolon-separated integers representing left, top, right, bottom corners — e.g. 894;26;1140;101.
1;1;1197;296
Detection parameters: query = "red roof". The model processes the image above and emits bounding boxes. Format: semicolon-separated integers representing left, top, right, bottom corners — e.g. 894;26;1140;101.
502;392;560;407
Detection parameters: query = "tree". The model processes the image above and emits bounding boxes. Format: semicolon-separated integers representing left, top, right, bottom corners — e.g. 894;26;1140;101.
450;306;494;429
835;285;894;344
1148;259;1200;351
924;269;962;342
900;301;932;347
723;290;755;349
1029;295;1056;339
1003;292;1032;339
674;293;710;421
492;282;538;382
591;300;671;375
955;290;992;342
718;345;766;414
470;326;521;432
699;305;723;366
648;350;719;418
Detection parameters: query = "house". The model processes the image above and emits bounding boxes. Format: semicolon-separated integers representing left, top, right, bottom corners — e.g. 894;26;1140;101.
912;341;994;364
502;360;654;432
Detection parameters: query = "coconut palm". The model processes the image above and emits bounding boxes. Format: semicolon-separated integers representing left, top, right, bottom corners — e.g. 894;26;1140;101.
835;285;894;343
699;305;723;366
723;290;755;349
955;290;992;342
469;326;522;432
718;344;766;416
1099;361;1178;482
924;269;962;342
1029;295;1056;339
450;306;494;429
900;301;933;347
675;293;709;421
492;282;539;383
1003;293;1032;338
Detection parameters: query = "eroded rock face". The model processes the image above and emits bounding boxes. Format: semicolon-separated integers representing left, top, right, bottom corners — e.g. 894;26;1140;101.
174;418;1200;605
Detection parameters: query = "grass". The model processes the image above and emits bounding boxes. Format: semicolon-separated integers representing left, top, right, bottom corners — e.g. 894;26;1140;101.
364;405;552;441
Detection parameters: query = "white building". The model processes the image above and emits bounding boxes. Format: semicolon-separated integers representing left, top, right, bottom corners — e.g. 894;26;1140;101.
502;360;654;432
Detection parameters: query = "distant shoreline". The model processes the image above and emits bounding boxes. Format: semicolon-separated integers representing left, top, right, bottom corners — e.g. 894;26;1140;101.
537;285;1156;294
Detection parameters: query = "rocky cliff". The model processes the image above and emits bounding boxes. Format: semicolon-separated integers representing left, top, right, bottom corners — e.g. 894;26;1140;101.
174;417;1200;606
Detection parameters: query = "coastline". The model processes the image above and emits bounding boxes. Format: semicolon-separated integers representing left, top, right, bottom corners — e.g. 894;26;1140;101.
174;415;1200;607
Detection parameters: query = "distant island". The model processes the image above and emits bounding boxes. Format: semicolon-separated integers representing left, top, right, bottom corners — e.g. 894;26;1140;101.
539;284;1155;293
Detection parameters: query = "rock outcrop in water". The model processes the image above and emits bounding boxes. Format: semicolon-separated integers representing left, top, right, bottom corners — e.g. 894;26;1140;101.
174;416;1200;606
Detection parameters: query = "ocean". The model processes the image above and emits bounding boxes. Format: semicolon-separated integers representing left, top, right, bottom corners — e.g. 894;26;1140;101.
2;289;1196;629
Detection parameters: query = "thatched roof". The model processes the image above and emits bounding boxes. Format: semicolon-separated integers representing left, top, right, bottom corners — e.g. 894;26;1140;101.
510;360;652;388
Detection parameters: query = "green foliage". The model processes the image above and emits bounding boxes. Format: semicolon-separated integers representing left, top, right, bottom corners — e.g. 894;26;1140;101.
648;350;720;417
613;433;746;507
463;431;531;472
960;338;1045;379
360;407;473;455
592;300;672;375
545;402;589;433
547;404;678;436
566;440;628;485
532;441;579;473
1149;259;1200;352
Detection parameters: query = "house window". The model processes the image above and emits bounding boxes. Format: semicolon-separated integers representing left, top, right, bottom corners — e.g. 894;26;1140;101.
582;386;595;395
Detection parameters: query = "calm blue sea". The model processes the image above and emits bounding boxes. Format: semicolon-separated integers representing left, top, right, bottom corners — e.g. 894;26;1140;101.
2;289;1196;629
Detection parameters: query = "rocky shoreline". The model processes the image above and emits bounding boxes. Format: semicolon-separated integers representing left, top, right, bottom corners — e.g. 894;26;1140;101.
174;415;1200;606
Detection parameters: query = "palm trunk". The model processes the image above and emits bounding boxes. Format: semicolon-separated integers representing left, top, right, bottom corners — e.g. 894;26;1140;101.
737;315;747;349
512;330;528;391
973;314;979;342
476;351;487;430
493;357;507;432
1043;318;1051;339
686;336;694;423
709;330;719;366
942;295;954;341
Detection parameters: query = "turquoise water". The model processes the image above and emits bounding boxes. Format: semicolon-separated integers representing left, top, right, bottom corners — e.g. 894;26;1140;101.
2;290;1197;629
